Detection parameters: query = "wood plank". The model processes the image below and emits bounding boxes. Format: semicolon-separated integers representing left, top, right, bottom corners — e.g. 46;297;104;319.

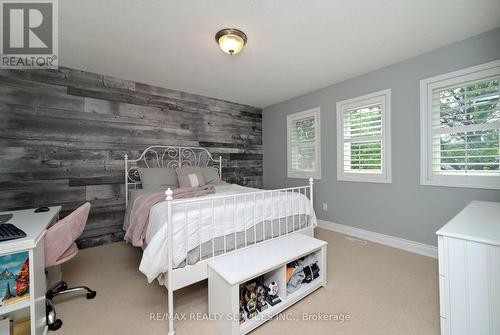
229;153;263;160
0;108;196;144
85;184;124;201
77;89;262;123
76;231;125;249
0;180;86;210
0;67;259;113
69;175;123;187
0;66;262;249
135;82;260;114
0;85;84;111
0;67;135;93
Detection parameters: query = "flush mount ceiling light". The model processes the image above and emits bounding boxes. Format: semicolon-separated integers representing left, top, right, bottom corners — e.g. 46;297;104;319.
215;28;247;55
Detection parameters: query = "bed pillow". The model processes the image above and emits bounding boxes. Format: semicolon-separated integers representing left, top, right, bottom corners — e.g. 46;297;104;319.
138;168;179;189
200;167;223;185
176;166;206;188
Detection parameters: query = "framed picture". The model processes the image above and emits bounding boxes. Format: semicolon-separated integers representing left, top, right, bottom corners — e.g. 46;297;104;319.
0;252;29;306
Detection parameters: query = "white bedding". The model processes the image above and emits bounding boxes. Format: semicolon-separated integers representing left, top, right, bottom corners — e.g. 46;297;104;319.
138;184;316;283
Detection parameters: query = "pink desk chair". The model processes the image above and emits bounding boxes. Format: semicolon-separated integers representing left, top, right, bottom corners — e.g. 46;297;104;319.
44;202;97;331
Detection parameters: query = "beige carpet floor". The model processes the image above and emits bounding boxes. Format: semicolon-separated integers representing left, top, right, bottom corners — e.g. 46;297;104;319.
56;229;439;335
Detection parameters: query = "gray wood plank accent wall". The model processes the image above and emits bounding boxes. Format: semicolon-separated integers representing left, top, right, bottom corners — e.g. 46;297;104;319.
0;67;262;248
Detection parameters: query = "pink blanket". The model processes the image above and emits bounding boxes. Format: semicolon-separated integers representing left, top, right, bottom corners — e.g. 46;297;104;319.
124;185;215;248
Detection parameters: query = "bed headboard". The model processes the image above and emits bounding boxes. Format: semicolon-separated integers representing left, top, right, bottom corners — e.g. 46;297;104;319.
124;146;222;207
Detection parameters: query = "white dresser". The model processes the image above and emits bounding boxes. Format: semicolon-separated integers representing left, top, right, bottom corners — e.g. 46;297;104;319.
436;201;500;335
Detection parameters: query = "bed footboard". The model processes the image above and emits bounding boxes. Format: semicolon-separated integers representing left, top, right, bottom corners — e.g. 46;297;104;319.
166;178;315;266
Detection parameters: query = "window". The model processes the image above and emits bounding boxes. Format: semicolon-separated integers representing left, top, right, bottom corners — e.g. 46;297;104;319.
336;89;392;183
287;108;321;179
420;60;500;189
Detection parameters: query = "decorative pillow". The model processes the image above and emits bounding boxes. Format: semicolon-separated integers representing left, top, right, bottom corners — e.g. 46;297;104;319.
176;166;206;188
200;167;223;185
138;168;179;189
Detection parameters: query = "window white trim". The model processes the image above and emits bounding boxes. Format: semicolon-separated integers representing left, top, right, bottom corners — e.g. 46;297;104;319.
420;60;500;190
336;89;392;183
287;107;321;179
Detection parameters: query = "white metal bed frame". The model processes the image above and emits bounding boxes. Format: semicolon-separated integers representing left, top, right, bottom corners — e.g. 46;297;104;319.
124;146;316;335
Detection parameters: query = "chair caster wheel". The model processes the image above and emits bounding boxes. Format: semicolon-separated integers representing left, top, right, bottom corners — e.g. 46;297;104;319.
86;291;96;299
48;319;62;331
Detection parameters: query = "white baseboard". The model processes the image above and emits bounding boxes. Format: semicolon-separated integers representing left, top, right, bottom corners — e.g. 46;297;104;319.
317;220;438;259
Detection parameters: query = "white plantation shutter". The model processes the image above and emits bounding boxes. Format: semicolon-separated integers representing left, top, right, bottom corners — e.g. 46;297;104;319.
431;77;500;174
342;104;383;173
336;90;391;183
421;60;500;189
287;108;321;179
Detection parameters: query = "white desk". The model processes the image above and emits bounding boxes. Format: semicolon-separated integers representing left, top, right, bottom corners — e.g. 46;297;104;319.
0;207;61;335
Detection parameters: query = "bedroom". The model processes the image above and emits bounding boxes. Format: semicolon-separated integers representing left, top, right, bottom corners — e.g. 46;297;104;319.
0;1;499;335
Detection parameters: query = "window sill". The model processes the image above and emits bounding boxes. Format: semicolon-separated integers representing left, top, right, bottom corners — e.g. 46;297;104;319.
288;172;321;180
337;174;392;184
420;178;500;190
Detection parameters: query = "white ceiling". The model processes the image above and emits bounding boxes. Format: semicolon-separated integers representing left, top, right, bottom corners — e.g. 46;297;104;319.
59;0;500;108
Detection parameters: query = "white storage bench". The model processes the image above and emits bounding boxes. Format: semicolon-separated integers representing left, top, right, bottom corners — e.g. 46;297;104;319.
208;233;327;335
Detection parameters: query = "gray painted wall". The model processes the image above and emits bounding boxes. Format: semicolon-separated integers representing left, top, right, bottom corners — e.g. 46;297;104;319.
263;28;500;246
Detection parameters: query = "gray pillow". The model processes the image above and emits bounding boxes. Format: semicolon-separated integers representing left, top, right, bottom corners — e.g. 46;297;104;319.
176;166;206;188
200;167;223;185
138;168;179;189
